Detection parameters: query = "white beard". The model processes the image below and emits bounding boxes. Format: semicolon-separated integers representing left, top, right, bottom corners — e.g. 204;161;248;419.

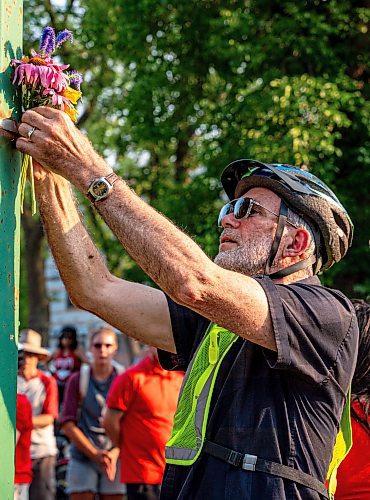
214;232;273;276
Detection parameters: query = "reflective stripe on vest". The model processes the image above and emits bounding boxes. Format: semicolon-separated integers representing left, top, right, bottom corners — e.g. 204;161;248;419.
165;323;239;465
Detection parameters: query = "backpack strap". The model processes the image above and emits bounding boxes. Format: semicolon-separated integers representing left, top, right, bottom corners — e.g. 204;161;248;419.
79;363;91;400
111;359;125;375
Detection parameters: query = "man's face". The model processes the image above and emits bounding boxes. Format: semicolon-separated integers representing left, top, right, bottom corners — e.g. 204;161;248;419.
19;350;39;370
90;332;117;364
214;187;281;276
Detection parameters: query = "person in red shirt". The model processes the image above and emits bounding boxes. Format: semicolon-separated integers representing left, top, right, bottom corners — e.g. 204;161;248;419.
104;347;183;500
335;299;370;500
15;393;33;500
17;329;59;500
52;325;89;406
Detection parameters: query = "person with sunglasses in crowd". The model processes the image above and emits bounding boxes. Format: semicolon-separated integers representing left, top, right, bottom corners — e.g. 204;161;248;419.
103;345;183;500
15;107;358;499
59;327;126;499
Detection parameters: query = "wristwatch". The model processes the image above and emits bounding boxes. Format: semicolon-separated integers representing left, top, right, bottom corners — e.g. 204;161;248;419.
86;172;120;203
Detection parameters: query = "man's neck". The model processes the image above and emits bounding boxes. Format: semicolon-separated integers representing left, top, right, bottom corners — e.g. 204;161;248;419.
19;365;38;380
273;269;313;285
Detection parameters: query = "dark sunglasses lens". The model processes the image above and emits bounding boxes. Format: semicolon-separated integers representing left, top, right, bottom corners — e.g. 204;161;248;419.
234;197;252;219
218;202;234;227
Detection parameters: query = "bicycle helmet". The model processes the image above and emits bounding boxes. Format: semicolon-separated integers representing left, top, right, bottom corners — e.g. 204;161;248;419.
220;159;353;278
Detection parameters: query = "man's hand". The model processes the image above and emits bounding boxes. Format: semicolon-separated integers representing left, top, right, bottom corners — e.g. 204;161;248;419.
92;448;118;480
92;448;111;467
32;158;60;183
0;127;17;142
0;118;18;141
105;447;120;481
16;107;109;193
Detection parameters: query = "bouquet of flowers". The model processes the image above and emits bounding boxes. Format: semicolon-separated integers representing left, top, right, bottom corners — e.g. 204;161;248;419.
11;26;83;213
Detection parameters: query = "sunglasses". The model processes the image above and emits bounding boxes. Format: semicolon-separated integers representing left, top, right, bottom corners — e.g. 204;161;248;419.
218;196;281;227
92;343;114;349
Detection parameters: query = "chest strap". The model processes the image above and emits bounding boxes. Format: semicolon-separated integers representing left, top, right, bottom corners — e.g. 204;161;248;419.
204;440;328;498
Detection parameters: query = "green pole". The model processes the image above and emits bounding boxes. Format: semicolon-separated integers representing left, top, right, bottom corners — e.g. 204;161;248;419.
0;1;23;497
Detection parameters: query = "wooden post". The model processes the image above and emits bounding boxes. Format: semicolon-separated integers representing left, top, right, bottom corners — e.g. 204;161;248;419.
0;1;23;497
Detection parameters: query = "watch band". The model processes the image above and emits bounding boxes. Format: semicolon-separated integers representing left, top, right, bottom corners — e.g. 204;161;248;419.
86;172;120;203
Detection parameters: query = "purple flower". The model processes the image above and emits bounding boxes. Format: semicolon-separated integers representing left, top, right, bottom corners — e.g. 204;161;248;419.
56;30;74;49
67;70;83;91
39;27;56;56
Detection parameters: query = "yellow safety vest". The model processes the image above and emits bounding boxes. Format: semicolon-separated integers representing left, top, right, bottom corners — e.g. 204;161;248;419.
165;323;352;499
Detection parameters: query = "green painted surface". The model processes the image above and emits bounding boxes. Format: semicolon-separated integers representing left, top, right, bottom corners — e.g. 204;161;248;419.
0;1;23;497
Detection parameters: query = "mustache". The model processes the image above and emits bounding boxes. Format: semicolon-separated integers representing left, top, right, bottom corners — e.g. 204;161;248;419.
220;230;240;245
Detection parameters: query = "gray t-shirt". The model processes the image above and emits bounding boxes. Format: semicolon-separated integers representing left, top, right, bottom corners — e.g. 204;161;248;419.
60;370;117;462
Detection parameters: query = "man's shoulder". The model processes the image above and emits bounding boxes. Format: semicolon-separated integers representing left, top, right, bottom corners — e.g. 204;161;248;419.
37;369;58;388
119;357;146;378
113;357;151;387
265;275;354;313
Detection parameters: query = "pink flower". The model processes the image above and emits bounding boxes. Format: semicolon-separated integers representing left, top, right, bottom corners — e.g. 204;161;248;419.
12;57;70;93
42;88;73;111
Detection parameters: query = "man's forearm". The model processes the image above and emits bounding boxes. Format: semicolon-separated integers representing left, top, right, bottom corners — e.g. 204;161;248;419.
36;173;175;351
62;421;99;460
103;412;121;447
93;179;215;302
36;174;111;308
33;414;54;428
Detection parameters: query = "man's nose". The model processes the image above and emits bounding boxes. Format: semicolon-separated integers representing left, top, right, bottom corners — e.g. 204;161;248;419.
221;211;241;228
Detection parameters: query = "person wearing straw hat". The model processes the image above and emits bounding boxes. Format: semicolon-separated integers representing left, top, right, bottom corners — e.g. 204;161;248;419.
18;329;58;500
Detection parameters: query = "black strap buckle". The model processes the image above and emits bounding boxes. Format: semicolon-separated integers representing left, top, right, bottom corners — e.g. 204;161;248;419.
227;450;243;467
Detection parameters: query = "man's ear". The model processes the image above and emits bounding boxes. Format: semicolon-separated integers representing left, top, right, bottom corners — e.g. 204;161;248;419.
282;228;310;257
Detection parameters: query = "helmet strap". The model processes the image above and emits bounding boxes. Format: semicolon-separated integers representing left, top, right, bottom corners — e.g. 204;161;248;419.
269;255;317;279
264;201;288;276
264;200;317;279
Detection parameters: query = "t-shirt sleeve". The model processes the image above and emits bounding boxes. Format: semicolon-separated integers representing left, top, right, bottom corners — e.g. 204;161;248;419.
59;372;80;425
258;276;358;388
106;372;133;412
157;295;210;371
16;394;33;433
40;373;58;419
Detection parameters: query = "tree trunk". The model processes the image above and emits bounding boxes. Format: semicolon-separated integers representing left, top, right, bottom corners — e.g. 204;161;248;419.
21;205;49;345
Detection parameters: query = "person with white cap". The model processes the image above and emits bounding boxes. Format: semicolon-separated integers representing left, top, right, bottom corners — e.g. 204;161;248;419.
18;329;58;500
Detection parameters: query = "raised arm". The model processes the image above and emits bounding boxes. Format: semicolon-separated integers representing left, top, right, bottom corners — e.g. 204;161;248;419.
35;168;175;352
17;108;275;351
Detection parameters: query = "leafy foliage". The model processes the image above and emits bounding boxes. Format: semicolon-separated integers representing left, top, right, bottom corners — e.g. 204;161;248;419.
24;0;369;305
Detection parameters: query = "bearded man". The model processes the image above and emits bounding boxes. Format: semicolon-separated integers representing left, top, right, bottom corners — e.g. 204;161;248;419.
16;108;357;499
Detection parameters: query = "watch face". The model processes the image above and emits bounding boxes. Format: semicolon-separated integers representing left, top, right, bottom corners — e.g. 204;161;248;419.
92;179;110;198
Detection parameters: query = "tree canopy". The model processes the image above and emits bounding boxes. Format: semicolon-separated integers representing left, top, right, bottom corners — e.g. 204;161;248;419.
21;0;369;331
